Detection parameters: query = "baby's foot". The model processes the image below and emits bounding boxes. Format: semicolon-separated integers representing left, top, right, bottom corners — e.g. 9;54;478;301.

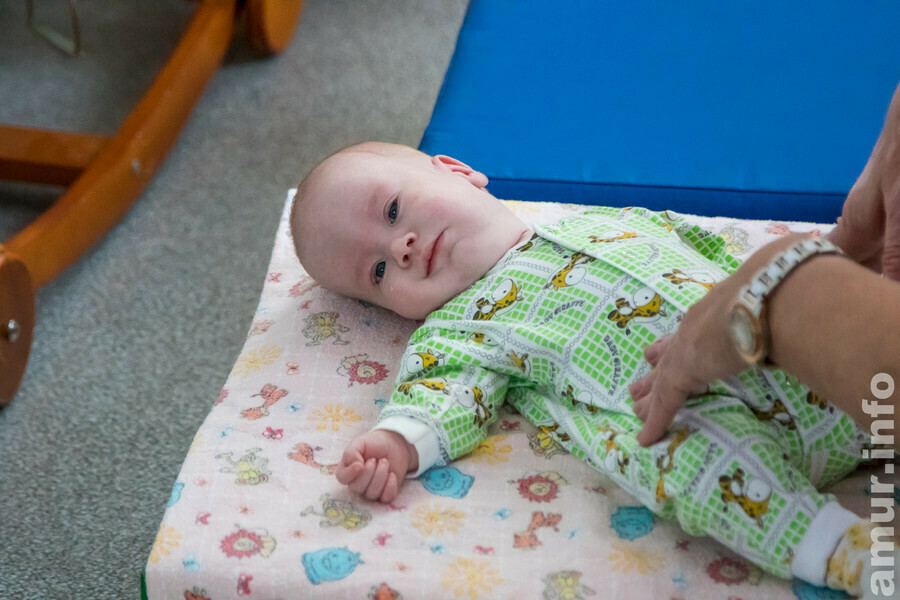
825;520;897;599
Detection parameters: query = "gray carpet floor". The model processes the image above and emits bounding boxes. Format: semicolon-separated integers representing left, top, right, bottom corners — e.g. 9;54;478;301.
0;1;468;597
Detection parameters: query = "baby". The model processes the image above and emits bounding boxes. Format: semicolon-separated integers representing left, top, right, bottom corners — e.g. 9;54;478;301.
291;141;893;598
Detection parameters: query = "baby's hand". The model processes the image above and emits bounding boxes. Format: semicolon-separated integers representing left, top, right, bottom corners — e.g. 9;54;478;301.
335;429;418;504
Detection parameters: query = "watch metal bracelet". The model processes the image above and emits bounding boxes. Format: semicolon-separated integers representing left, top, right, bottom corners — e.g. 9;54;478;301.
736;237;844;319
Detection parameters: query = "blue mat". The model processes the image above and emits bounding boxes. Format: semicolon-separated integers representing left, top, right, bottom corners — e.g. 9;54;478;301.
420;1;900;221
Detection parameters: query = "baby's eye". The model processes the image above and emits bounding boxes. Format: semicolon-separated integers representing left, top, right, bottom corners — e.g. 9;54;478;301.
387;199;399;224
374;261;386;284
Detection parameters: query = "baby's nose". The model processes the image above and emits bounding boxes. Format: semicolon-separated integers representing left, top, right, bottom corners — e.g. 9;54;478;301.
392;232;416;266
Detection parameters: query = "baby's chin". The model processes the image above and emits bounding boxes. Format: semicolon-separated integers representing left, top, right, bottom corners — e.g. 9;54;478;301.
395;285;472;321
396;299;449;321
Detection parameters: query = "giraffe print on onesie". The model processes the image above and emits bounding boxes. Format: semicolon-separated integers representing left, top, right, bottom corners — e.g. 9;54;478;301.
378;206;866;578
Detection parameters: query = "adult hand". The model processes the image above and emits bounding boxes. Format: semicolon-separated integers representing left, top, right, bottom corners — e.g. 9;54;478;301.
630;277;747;446
828;82;900;280
631;233;813;446
335;429;417;503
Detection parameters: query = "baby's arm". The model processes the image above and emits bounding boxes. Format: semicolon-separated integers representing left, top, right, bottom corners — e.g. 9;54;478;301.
335;429;419;504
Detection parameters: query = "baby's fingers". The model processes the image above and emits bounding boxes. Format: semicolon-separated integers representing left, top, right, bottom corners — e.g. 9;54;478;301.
335;460;364;485
379;472;400;504
348;458;377;495
365;458;391;501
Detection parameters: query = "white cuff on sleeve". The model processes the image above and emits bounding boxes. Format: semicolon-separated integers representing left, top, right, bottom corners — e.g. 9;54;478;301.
373;416;442;478
792;501;861;586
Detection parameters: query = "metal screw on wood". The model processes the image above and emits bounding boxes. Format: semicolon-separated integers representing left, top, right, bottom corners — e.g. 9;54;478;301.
4;320;21;343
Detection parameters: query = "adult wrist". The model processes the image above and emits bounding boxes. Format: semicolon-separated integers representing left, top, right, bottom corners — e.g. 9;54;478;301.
764;254;850;369
728;236;844;367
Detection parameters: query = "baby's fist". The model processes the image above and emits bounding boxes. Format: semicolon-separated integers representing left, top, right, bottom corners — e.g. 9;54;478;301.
335;429;418;504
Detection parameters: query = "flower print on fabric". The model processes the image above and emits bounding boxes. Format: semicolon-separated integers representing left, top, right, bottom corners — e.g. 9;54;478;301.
471;434;513;465
441;558;503;599
220;527;276;559
233;346;282;378
608;541;666;574
148;525;181;564
307;404;362;432
411;503;466;536
513;472;567;503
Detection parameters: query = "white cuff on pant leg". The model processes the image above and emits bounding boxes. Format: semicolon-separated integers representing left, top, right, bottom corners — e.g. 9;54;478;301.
792;502;861;586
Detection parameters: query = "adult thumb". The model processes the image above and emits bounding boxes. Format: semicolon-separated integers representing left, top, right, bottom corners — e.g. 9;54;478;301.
882;183;900;281
827;187;877;265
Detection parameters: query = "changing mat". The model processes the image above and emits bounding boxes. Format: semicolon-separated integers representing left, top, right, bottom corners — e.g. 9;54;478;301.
144;191;885;600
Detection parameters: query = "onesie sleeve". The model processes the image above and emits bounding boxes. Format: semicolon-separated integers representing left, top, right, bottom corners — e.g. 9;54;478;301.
377;336;510;470
373;415;442;478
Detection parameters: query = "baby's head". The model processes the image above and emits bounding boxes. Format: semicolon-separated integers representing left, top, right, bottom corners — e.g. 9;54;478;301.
291;142;529;319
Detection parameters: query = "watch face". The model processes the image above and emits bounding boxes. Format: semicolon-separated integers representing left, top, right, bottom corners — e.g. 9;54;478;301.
730;305;756;357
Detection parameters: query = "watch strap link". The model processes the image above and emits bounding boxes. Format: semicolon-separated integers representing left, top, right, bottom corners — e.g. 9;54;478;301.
735;237;844;364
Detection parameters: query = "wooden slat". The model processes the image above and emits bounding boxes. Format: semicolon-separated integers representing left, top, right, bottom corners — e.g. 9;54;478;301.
0;125;108;186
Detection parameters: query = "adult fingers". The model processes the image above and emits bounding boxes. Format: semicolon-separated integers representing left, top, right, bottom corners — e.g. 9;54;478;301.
633;395;650;422
629;372;653;404
635;391;682;447
634;365;697;447
827;186;884;271
643;336;673;367
882;181;900;281
828;220;881;271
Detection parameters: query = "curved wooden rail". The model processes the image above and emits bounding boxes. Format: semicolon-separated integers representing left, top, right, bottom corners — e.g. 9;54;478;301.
0;0;304;405
2;0;237;290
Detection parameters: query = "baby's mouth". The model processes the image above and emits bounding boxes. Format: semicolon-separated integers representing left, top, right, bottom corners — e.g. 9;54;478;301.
426;231;444;277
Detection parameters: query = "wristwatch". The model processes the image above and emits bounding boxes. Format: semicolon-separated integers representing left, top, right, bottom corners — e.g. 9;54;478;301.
729;237;844;367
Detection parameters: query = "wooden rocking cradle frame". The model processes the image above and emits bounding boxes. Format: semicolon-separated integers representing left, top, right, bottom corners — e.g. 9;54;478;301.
0;0;304;404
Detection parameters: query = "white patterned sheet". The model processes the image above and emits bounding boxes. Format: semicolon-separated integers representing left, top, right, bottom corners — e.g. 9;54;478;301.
145;192;877;600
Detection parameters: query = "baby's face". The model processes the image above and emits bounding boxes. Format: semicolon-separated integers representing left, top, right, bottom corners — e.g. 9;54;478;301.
294;146;528;319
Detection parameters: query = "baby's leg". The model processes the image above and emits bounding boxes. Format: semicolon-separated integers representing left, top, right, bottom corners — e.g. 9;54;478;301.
633;398;827;580
730;367;868;489
526;390;886;591
677;378;896;597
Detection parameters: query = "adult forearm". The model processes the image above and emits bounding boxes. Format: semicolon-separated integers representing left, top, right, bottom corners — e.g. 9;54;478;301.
767;255;900;442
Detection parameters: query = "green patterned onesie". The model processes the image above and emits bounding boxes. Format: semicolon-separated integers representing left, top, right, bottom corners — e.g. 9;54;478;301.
377;206;866;578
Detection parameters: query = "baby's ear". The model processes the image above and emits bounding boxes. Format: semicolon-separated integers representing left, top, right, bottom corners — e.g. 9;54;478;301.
431;155;489;189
